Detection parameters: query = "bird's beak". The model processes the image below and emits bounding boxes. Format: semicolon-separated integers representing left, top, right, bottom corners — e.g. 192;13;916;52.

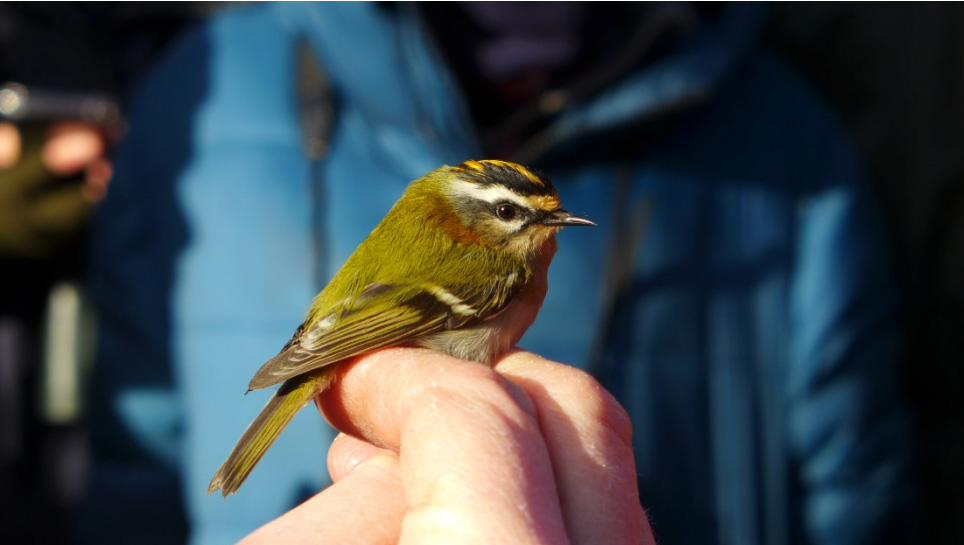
541;209;596;227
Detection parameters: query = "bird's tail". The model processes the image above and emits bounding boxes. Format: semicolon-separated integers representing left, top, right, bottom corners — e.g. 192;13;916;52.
208;370;334;497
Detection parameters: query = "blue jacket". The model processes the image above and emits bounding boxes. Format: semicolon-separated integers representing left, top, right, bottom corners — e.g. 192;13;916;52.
87;3;915;545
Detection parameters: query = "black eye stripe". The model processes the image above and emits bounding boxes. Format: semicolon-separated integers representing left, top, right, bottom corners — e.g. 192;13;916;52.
495;203;517;220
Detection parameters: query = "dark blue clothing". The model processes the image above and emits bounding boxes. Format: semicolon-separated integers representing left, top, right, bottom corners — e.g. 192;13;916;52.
87;3;915;544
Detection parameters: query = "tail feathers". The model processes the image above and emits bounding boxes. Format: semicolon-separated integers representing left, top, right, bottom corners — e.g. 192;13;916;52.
208;371;333;497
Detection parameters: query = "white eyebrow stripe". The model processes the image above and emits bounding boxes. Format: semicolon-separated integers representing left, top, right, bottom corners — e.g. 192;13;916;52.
448;180;531;209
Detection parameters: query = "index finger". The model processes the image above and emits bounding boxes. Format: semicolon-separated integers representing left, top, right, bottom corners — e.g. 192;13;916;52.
317;347;570;545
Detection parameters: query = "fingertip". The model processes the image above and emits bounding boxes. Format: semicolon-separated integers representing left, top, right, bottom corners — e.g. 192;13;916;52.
328;432;395;482
82;157;113;202
0;122;20;169
41;122;107;176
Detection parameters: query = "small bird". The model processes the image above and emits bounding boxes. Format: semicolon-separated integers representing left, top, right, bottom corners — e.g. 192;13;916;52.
208;159;595;496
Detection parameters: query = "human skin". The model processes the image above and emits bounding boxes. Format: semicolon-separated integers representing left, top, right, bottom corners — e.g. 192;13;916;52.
240;348;655;545
0;121;111;202
42;121;112;202
0;122;21;168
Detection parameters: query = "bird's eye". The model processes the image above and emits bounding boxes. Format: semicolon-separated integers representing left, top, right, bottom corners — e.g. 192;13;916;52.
495;203;517;221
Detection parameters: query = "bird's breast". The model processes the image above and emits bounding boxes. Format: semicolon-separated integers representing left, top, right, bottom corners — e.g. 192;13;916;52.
414;235;555;365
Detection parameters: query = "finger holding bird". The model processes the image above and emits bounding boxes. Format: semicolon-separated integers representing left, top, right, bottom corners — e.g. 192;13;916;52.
209;159;594;497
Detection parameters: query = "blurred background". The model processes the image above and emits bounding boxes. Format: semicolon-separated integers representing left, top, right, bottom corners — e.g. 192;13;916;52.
0;2;961;544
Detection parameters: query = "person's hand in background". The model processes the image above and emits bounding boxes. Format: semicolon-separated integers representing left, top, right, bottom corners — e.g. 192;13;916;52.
0;122;20;169
240;348;654;545
0;120;113;257
41;121;112;203
0;120;112;202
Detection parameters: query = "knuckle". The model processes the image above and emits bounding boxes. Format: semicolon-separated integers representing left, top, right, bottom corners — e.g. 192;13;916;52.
552;365;634;447
411;362;537;427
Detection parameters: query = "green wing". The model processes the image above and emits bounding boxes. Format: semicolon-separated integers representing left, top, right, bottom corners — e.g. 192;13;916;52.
247;266;526;390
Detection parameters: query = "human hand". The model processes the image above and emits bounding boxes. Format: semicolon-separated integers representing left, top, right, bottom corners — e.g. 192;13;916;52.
0;120;112;202
0;122;20;169
41;121;113;203
239;348;654;545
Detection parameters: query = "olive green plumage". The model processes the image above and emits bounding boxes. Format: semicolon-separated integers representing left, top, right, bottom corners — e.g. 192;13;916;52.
208;160;594;496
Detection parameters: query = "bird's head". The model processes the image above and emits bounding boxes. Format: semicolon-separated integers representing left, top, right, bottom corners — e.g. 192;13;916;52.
413;159;595;260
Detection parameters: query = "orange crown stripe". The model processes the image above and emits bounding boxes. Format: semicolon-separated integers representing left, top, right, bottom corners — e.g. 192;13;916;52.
456;159;545;187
